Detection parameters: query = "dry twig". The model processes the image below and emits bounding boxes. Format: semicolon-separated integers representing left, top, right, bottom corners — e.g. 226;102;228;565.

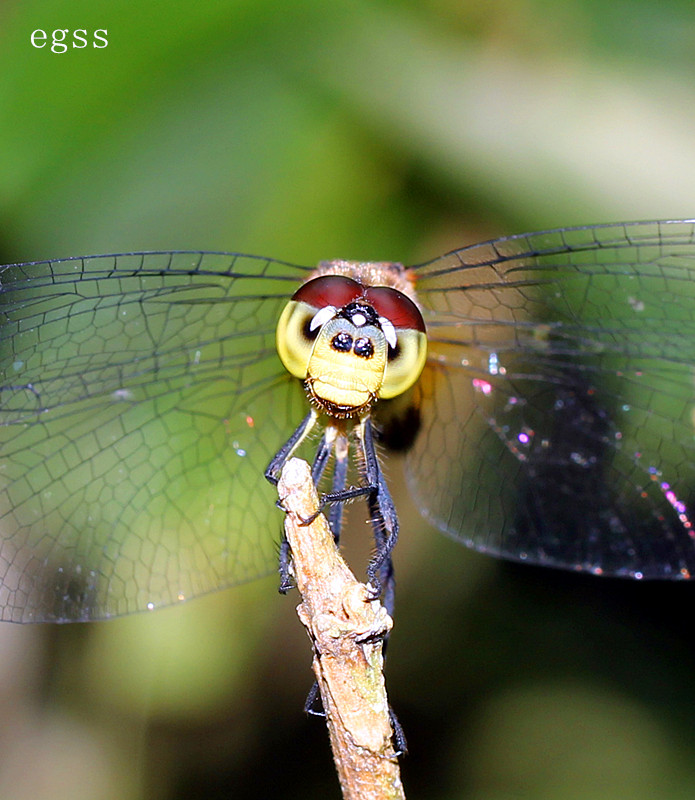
278;457;405;800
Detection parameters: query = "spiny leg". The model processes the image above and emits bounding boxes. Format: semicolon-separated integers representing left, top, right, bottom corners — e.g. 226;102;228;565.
365;490;396;620
278;417;405;751
310;425;350;545
303;427;399;729
358;416;399;612
327;429;349;545
303;429;374;523
273;418;353;593
310;431;333;486
265;409;319;485
304;428;351;718
300;416;398;608
267;409;320;592
359;416;407;754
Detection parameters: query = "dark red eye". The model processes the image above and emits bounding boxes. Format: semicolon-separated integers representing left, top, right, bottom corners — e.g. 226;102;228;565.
364;286;426;332
292;275;362;310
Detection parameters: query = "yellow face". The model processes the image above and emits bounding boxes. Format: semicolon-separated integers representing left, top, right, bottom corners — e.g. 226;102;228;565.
276;269;427;418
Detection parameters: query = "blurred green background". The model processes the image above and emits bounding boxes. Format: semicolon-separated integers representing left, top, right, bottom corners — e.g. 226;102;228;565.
2;0;695;798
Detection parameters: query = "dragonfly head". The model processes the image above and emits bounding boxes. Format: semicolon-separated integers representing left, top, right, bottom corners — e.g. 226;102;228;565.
276;268;427;418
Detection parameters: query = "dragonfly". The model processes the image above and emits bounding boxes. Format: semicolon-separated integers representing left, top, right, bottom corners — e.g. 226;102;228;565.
1;219;695;625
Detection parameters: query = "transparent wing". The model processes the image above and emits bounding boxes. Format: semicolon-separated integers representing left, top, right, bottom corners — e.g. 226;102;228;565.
407;220;695;578
0;252;312;622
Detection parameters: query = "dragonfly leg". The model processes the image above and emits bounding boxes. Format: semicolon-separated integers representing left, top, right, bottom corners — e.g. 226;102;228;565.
310;432;333;486
281;418;404;753
360;417;406;755
271;410;320;592
265;409;319;486
278;537;293;594
310;427;350;546
365;490;396;619
389;707;408;756
304;675;407;756
303;462;373;526
304;680;324;717
302;433;351;719
359;416;399;614
327;430;349;545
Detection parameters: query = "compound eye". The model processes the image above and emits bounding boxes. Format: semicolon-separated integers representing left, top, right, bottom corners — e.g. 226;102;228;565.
364;286;426;332
380;328;428;399
292;275;362;308
276;300;316;380
369;288;427;399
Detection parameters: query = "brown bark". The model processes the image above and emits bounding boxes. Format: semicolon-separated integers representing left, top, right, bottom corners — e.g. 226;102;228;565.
277;457;405;800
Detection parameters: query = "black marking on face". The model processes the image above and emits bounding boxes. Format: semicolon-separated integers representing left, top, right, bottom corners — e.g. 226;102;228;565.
331;331;354;352
354;337;374;358
339;301;380;328
302;316;320;342
387;340;401;362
